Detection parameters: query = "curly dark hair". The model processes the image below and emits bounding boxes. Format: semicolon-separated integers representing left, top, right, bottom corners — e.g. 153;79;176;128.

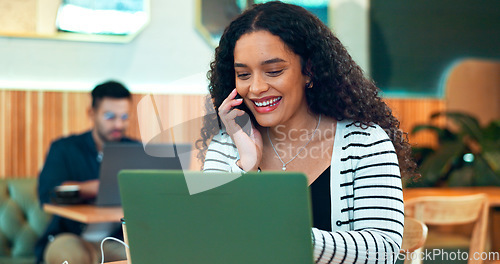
197;1;418;179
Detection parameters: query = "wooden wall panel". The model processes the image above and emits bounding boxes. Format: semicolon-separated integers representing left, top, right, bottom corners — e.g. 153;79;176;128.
5;91;14;177
0;91;4;176
42;92;64;177
127;94;141;140
67;92;91;135
4;91;12;176
28;91;40;177
0;90;443;179
385;98;446;148
0;91;208;178
13;91;26;177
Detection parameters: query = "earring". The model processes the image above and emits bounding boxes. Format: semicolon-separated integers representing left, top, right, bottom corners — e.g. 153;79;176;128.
305;71;313;88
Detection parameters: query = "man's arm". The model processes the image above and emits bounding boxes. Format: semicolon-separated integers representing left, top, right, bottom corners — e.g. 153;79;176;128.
38;140;99;204
61;179;99;199
38;141;73;205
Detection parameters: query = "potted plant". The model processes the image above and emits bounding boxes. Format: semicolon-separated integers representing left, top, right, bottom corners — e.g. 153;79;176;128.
409;112;500;187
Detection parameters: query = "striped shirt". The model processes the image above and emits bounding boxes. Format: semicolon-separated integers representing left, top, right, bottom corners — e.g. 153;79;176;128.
204;119;404;264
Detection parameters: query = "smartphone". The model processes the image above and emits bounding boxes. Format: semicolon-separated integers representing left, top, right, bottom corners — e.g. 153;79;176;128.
234;92;245;110
233;93;253;133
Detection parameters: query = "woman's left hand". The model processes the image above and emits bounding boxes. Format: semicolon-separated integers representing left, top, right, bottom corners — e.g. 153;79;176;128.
218;88;263;171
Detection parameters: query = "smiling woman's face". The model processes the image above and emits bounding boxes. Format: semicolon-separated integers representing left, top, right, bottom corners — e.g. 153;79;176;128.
233;30;311;128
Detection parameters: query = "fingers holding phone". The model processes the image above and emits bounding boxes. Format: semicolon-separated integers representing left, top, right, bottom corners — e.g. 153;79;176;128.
218;88;246;134
218;88;262;171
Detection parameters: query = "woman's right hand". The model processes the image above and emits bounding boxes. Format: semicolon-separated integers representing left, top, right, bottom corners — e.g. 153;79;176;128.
218;88;263;171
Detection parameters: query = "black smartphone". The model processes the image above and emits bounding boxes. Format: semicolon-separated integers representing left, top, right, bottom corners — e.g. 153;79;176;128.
233;93;253;132
234;93;244;110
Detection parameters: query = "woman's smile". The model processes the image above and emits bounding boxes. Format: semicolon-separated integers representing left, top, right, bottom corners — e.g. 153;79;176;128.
251;96;282;113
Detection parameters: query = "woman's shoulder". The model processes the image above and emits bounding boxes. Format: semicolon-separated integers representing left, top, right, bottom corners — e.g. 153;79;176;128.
204;130;239;172
208;130;237;149
339;119;389;137
336;120;398;165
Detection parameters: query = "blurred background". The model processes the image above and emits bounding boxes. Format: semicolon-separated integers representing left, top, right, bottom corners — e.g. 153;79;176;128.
0;1;499;263
0;0;498;187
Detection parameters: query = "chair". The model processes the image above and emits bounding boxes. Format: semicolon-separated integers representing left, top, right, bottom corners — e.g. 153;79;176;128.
444;59;500;126
400;217;428;264
405;194;489;264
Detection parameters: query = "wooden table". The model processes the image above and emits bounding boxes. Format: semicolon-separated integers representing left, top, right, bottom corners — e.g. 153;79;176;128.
43;204;123;223
403;186;500;206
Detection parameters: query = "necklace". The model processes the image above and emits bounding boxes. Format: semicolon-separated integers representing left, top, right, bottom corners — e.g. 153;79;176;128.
267;114;322;171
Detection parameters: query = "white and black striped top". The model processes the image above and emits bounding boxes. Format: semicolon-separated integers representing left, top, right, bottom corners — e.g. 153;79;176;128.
203;120;404;264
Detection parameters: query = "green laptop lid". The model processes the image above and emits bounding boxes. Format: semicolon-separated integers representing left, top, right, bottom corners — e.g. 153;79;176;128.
118;170;314;264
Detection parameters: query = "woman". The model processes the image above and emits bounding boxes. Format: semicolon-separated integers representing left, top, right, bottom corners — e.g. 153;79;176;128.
199;2;417;263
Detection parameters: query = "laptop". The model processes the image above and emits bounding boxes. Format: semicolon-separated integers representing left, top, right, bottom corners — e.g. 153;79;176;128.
95;143;192;206
118;170;314;264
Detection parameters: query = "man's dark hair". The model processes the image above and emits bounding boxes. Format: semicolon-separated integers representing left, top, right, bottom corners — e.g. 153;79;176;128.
91;80;132;109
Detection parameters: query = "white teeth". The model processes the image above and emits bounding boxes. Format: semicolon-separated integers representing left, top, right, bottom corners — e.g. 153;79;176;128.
255;97;281;107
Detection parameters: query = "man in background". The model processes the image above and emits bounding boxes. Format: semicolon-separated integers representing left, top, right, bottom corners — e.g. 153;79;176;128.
36;81;135;264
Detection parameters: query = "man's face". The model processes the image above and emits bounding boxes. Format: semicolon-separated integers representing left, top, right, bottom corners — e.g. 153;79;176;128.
91;98;131;142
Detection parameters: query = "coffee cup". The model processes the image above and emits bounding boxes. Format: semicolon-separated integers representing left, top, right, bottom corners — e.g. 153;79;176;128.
51;185;81;204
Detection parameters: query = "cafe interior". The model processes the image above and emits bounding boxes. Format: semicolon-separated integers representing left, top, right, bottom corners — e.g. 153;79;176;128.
0;0;499;263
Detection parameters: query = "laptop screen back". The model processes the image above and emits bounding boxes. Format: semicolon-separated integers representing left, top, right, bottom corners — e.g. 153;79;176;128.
95;143;191;206
118;170;314;264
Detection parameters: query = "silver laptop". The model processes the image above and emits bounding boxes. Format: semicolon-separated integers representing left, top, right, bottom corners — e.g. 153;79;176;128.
95;143;192;206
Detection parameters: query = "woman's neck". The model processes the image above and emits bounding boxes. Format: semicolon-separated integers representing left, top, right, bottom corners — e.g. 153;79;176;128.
267;113;321;143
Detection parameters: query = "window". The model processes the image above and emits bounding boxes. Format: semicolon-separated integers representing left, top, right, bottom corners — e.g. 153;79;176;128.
56;0;148;35
196;0;329;47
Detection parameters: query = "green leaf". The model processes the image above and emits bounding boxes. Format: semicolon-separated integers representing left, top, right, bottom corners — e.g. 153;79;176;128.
411;124;443;134
411;125;457;143
482;151;500;174
471;156;500;186
412;147;435;168
418;141;465;186
483;120;500;141
432;112;483;141
447;166;474;186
